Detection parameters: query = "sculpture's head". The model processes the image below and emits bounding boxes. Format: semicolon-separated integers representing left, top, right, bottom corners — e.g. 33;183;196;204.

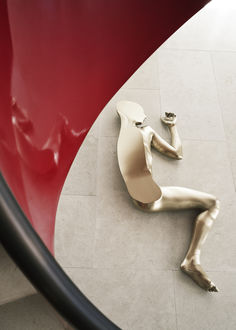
117;101;146;125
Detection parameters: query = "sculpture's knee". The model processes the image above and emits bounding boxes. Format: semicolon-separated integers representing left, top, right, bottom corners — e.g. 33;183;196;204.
209;197;220;220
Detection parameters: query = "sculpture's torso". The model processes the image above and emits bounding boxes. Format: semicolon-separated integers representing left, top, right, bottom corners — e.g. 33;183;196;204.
117;123;162;203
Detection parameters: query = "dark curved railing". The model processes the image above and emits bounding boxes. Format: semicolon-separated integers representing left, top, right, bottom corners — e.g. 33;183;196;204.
0;173;120;330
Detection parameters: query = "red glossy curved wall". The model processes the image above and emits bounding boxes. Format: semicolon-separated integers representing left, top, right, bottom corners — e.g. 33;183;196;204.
0;0;210;253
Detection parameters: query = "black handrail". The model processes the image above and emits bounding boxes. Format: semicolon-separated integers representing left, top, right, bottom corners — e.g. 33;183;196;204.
0;173;120;330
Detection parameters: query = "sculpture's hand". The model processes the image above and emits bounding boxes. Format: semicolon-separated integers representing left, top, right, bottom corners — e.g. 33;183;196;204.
161;112;177;127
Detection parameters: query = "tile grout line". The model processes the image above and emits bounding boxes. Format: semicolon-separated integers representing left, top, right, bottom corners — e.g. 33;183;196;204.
121;87;161;91
98;129;227;143
92;127;100;269
61;265;236;273
155;50;171;141
172;270;179;330
61;193;96;197
158;47;236;54
209;51;236;193
156;52;164;117
209;51;227;141
94;135;227;142
91;123;102;269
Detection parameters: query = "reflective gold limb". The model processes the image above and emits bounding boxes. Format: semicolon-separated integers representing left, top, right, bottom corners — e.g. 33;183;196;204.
133;186;220;292
151;125;183;159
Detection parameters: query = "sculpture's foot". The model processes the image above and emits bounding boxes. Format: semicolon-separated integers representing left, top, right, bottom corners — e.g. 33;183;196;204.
180;259;219;292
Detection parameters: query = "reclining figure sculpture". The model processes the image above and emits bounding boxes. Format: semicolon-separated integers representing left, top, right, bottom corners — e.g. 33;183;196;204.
117;100;219;292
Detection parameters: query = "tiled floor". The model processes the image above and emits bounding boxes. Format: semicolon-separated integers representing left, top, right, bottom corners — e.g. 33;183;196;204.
0;244;35;306
0;294;65;330
55;1;236;329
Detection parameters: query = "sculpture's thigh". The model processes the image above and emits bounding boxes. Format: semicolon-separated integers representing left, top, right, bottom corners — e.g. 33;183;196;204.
157;186;216;212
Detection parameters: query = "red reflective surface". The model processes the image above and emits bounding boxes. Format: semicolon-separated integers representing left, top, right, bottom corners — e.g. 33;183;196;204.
0;0;210;253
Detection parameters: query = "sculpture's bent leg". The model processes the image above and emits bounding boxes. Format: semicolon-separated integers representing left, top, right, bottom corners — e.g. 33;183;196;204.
133;186;220;292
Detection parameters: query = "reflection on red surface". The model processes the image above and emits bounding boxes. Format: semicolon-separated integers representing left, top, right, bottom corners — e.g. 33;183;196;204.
0;0;210;253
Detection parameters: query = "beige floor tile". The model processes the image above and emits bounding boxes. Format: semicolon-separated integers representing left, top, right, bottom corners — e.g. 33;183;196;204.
0;294;64;330
55;195;96;267
0;245;35;306
65;268;177;330
62;135;98;196
158;49;225;141
174;270;236;330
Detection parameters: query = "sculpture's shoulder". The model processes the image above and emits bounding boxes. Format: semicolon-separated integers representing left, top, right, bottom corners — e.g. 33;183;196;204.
138;125;154;143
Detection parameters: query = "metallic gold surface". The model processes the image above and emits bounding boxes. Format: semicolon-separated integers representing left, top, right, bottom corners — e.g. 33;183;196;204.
117;101;220;292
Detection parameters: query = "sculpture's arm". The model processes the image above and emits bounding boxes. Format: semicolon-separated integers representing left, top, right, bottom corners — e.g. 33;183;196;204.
151;112;183;159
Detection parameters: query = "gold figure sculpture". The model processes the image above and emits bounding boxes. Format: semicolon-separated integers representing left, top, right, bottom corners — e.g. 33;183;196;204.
117;100;220;292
